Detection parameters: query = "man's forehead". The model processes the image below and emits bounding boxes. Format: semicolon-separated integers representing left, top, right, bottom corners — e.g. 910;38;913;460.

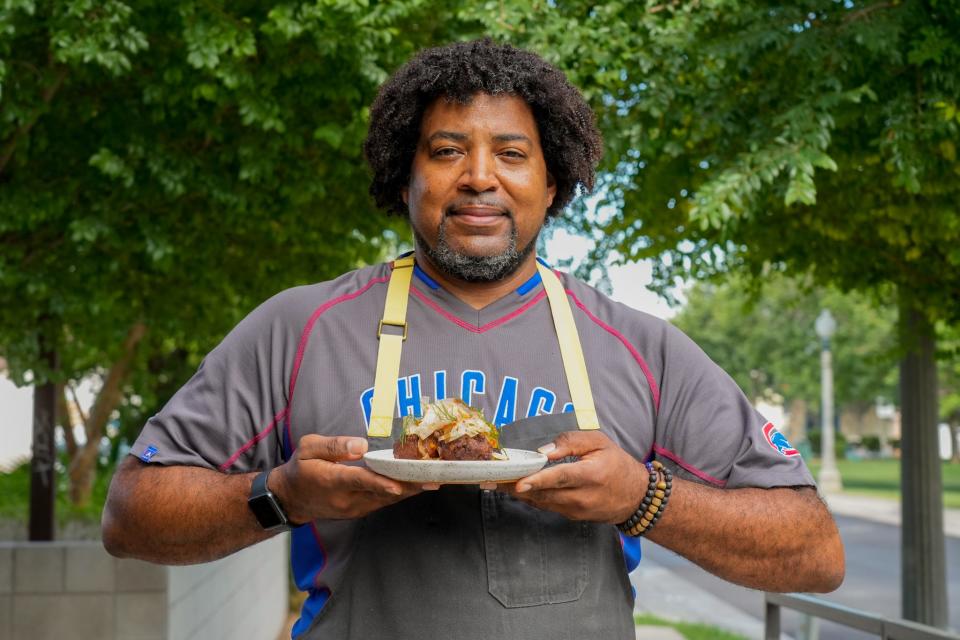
419;92;539;139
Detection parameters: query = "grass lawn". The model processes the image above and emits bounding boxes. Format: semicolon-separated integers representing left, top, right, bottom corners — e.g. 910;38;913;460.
0;460;113;524
634;614;748;640
806;459;960;509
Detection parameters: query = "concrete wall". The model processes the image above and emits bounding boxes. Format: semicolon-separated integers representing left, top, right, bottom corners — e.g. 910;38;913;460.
0;535;289;640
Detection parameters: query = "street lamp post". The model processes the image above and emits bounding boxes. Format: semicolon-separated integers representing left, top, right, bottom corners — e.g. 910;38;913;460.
815;309;842;493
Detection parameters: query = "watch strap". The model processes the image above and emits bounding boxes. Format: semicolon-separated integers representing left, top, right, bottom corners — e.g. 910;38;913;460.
248;469;291;531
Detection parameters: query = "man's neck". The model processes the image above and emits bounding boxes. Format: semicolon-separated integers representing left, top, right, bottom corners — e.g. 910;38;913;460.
412;249;540;310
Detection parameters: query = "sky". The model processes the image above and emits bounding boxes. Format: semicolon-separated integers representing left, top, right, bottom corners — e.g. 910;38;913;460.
542;227;680;320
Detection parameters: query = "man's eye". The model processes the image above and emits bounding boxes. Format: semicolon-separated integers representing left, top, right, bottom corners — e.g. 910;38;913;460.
500;150;526;159
433;147;460;157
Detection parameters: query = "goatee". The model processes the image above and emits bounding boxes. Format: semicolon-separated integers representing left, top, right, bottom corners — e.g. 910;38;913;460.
414;218;538;283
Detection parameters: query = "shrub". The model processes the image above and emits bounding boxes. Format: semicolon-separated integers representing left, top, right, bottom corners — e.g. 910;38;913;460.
861;435;882;453
806;429;847;460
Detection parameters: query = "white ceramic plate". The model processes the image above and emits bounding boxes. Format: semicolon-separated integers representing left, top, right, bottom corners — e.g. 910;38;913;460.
363;448;548;484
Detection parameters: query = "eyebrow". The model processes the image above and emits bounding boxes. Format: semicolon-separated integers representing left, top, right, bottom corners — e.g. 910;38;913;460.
426;131;533;145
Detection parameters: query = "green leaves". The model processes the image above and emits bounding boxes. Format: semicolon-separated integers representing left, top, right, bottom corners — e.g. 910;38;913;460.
0;0;475;410
182;12;256;70
88;147;134;186
50;0;148;74
490;0;960;325
672;274;900;412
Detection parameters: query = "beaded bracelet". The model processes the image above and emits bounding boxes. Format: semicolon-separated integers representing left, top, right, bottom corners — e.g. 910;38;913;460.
617;460;673;538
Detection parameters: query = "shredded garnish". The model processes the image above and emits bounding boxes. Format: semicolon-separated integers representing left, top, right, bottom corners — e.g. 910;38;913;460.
402;397;502;451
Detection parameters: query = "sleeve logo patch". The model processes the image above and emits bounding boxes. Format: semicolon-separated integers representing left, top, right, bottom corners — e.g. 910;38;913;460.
762;423;799;457
139;445;159;462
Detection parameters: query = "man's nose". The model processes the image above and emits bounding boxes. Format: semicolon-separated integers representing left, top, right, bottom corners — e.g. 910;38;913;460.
458;151;499;192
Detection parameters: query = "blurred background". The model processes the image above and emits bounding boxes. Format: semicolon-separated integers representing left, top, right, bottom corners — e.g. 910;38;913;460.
1;2;958;639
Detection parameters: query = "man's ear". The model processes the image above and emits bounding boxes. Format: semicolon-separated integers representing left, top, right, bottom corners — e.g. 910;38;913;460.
401;186;409;205
545;171;557;208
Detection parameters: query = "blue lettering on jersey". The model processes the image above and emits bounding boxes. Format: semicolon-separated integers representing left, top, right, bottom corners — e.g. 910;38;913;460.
139;445;158;462
461;370;485;406
526;387;556;418
397;374;422;417
360;386;375;426
434;370;447;402
493;377;519;426
359;370;566;427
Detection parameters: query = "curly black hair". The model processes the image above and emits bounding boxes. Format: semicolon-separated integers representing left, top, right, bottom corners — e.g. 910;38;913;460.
364;38;603;218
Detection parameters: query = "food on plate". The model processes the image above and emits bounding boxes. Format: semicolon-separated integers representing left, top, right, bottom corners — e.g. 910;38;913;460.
392;398;506;461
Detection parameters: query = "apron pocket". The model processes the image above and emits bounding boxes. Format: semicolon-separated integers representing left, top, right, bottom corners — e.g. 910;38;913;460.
481;490;589;608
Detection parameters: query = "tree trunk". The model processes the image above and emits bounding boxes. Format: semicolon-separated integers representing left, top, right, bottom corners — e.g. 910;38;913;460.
898;294;947;627
57;383;77;460
29;343;58;541
950;423;960;464
67;323;147;506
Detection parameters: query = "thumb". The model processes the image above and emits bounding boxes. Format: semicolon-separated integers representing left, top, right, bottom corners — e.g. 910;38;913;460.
297;434;368;461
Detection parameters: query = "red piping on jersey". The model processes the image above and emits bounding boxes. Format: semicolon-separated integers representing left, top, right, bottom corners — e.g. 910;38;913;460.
409;286;547;333
653;444;727;487
289;275;391;401
284;274;391;453
218;408;288;472
218;274;390;470
565;289;662;414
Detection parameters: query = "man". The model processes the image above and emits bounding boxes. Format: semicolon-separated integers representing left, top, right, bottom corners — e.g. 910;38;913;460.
102;39;844;639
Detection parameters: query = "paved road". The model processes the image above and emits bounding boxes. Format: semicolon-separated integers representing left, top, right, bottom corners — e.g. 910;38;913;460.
642;514;960;639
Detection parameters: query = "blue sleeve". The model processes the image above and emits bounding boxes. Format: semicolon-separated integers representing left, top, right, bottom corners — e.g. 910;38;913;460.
621;533;642;573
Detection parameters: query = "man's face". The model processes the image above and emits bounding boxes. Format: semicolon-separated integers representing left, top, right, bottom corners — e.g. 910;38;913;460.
403;93;556;282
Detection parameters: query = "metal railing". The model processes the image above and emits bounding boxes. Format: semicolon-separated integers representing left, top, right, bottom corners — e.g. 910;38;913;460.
765;593;960;640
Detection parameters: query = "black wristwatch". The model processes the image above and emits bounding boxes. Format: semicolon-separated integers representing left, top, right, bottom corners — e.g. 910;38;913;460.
248;469;292;532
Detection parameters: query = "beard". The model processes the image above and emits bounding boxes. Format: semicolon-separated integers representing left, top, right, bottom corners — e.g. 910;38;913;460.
413;216;538;283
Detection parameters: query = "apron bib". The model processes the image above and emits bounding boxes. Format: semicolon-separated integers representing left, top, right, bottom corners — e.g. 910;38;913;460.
299;258;635;639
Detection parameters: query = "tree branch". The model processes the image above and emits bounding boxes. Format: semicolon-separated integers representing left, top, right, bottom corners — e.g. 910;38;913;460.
59;384;78;460
83;322;148;439
67;382;90;439
68;322;148;504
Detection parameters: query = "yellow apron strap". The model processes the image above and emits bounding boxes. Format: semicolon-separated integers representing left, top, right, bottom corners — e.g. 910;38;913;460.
536;263;600;430
367;257;597;436
367;256;415;437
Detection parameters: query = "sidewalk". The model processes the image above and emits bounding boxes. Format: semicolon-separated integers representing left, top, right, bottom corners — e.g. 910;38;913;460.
631;558;789;640
631;491;960;640
824;492;960;537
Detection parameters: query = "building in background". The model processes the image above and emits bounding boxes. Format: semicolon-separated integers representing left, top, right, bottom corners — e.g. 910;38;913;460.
0;357;33;471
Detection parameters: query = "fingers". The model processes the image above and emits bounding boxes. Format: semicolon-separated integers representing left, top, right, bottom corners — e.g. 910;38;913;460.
297;434;368;462
333;464;405;496
515;459;586;493
537;430;612;461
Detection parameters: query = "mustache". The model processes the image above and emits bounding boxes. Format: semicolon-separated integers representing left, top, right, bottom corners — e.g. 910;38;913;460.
443;198;513;217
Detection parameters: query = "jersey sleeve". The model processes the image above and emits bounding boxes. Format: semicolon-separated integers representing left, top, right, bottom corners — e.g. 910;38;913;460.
653;323;814;490
129;291;300;474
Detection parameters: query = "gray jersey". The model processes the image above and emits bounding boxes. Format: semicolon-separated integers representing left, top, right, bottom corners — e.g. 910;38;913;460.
131;258;813;631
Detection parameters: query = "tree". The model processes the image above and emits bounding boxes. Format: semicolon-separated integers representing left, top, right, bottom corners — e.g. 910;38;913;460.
0;1;477;511
672;275;899;425
472;0;959;626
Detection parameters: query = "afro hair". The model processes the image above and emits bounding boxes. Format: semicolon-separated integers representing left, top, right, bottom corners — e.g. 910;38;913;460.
364;38;603;218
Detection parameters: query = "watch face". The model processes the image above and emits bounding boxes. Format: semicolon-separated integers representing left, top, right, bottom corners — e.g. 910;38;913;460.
249;495;285;529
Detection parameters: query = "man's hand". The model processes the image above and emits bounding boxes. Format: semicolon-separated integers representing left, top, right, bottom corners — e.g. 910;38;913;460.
502;431;646;524
271;435;421;523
